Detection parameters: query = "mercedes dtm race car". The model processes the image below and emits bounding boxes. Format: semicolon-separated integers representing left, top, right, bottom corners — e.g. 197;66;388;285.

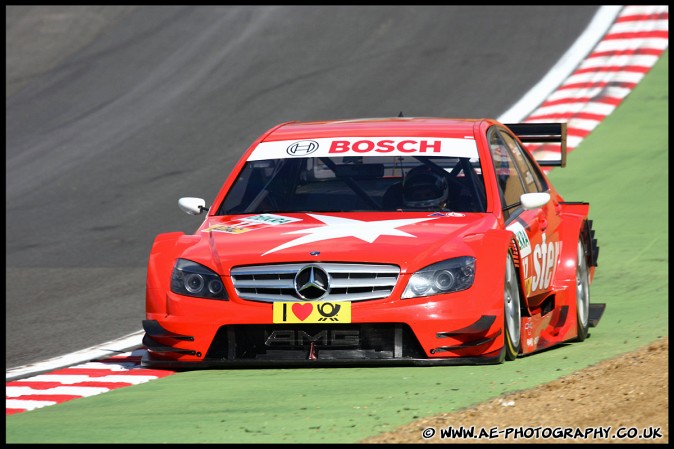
142;117;604;368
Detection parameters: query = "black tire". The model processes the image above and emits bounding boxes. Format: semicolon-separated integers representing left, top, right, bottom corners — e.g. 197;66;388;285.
573;237;591;342
504;251;521;361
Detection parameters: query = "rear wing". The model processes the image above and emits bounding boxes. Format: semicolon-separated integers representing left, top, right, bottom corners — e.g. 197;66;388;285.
505;122;567;168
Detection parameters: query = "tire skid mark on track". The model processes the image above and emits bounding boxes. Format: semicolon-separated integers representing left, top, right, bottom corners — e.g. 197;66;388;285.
5;4;668;416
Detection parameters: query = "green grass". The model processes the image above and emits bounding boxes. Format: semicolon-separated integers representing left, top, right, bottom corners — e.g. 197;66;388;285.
6;51;668;444
547;50;669;351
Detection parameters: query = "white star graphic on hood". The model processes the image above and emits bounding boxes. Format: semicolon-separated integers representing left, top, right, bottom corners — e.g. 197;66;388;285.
262;214;436;255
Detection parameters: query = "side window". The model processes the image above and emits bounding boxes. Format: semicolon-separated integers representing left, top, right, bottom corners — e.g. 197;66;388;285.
501;132;547;193
488;128;526;217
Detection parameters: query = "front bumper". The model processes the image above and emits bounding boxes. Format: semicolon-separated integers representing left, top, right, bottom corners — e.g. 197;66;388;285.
141;313;505;369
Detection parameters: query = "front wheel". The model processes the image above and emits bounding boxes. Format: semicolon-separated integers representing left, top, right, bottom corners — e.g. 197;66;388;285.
573;238;591;342
504;251;521;361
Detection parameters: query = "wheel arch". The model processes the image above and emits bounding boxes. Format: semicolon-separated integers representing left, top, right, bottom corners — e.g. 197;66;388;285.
555;202;598;288
507;236;531;317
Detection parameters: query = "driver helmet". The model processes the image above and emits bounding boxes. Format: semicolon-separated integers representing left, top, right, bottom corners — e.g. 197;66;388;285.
402;166;449;208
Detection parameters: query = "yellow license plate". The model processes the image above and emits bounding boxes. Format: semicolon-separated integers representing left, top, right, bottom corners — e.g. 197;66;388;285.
272;302;351;323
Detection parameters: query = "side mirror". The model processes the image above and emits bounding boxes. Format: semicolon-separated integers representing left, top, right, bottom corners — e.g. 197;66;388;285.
520;192;550;210
178;197;207;215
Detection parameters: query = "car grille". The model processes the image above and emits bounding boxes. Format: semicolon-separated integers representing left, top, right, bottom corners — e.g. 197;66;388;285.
230;263;400;302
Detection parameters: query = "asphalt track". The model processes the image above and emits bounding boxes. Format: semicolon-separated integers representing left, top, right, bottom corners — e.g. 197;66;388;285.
6;5;601;369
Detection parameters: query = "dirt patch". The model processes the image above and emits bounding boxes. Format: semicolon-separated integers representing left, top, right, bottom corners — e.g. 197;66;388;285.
361;338;668;444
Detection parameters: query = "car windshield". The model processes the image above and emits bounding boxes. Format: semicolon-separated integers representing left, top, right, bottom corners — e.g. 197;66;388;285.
218;154;487;215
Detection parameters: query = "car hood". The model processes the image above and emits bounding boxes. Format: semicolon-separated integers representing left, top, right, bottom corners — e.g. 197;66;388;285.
183;212;498;273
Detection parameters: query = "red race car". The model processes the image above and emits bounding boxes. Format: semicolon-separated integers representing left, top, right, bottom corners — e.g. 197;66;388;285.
142;117;604;368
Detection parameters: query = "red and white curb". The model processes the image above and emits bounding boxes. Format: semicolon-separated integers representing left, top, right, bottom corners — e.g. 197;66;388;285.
6;5;669;416
6;348;174;415
517;5;669;159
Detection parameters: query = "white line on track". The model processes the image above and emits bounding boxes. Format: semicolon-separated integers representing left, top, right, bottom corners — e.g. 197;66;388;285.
5;331;144;381
498;5;623;123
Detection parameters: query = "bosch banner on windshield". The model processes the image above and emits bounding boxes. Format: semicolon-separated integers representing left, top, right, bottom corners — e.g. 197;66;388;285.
248;137;479;161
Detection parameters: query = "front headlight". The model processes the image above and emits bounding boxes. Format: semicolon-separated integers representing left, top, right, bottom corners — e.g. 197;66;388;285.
402;256;475;299
170;259;228;300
